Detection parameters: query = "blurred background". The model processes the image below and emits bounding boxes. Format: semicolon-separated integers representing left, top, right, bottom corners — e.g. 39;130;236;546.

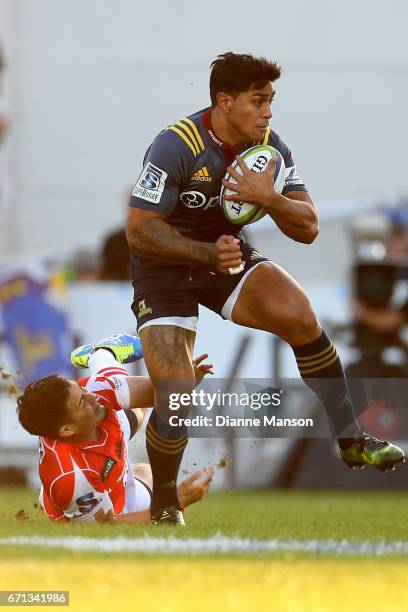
1;0;408;492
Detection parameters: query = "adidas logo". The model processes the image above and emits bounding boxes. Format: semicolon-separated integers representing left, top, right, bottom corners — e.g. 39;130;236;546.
191;166;211;182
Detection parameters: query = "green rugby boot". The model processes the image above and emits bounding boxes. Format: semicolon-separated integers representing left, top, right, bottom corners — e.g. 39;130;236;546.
71;334;143;368
341;434;405;472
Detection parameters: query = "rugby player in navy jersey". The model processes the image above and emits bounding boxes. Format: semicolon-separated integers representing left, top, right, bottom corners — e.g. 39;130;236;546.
126;52;404;525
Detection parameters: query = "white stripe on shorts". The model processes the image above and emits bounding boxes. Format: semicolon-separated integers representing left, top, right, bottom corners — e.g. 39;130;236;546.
221;261;267;320
138;316;198;333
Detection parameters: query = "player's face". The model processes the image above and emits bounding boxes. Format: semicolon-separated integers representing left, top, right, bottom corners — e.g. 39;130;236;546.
62;381;108;438
228;82;274;142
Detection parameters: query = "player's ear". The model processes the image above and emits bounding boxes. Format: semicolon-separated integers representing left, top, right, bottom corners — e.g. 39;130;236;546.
58;423;76;438
216;92;233;114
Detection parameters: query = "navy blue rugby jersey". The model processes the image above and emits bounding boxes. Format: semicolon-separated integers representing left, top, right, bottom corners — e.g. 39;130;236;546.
129;108;307;268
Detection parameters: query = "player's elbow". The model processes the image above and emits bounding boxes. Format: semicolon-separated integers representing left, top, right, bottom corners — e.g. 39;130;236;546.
301;210;319;243
126;210;165;254
303;221;319;244
125;223;143;253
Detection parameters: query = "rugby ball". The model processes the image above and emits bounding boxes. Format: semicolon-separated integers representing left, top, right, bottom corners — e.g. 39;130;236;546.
220;145;285;225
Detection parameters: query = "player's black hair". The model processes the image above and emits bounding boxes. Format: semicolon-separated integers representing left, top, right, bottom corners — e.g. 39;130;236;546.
17;375;72;438
210;52;281;105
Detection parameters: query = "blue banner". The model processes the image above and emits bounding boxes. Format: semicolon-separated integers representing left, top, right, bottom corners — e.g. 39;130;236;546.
0;268;74;385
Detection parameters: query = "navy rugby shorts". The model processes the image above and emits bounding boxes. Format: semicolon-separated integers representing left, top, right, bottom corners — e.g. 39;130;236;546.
132;242;269;333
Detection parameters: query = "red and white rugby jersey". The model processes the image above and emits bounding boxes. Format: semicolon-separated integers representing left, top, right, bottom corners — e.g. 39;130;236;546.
39;365;132;522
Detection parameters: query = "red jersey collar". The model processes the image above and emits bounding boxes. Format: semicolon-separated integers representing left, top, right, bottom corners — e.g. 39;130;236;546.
202;108;252;156
203;107;252;153
202;108;232;151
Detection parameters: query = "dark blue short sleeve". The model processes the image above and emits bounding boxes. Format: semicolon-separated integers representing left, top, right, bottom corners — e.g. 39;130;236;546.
129;129;195;216
268;130;307;195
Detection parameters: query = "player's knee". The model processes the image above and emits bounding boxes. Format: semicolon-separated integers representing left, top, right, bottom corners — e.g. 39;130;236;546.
132;462;151;479
284;300;319;345
132;463;153;490
156;378;196;419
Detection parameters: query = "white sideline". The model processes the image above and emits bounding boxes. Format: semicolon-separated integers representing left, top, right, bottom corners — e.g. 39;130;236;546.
1;535;408;556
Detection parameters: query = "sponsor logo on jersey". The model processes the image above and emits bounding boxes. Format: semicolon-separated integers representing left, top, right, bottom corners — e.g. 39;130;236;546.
137;299;153;318
133;163;168;204
101;457;117;481
191;166;212;182
207;129;223;147
75;492;99;515
179;191;219;210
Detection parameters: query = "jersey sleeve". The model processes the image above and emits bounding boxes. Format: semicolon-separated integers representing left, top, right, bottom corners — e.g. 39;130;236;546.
47;465;114;523
39;486;66;522
267;130;307;195
80;373;130;410
129;128;196;216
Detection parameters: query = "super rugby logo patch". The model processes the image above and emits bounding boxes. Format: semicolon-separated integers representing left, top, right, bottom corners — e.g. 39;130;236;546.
132;163;168;204
101;457;117;481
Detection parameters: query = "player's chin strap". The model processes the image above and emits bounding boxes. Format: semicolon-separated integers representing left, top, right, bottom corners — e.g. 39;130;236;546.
229;263;245;275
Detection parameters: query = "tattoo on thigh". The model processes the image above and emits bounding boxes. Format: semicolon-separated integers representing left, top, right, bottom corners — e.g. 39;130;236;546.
140;325;195;372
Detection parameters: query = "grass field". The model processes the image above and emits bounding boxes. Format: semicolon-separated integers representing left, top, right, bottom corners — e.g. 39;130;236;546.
1;487;408;611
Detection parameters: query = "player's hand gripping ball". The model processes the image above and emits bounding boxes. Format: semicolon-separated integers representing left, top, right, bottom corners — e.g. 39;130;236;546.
220;145;285;225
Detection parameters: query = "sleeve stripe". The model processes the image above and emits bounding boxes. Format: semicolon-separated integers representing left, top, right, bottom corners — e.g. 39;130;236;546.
173;122;200;154
97;367;129;377
263;127;271;144
168;126;197;156
181;118;205;152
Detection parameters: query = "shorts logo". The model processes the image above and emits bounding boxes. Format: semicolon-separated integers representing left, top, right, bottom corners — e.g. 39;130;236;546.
101;457;117;481
138;299;153;318
250;250;263;260
191;166;212;182
132;163;168;204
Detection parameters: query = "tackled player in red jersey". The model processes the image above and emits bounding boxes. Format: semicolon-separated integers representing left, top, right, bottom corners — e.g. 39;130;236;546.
17;335;214;524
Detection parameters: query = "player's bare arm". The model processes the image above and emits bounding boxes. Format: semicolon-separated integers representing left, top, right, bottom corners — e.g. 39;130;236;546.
124;353;213;408
93;507;150;524
269;190;319;244
223;156;319;244
93;467;215;524
126;208;242;274
126;208;214;265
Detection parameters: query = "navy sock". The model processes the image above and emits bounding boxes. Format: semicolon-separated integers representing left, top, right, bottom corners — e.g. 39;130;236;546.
292;330;362;447
146;410;188;510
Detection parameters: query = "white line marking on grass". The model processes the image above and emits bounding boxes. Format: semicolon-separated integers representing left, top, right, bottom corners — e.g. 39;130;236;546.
1;535;408;556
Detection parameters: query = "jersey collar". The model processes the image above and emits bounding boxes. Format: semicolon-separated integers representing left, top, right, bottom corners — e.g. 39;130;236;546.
202;108;254;157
